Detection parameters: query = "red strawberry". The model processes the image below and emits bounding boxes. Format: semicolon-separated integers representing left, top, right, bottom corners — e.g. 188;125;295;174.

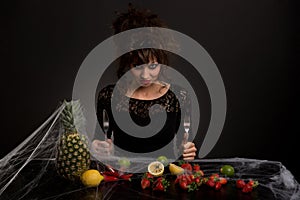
219;177;227;185
153;177;170;192
236;179;246;189
141;178;151;189
242;183;253;193
181;163;193;171
194;177;201;184
153;181;164;191
179;180;188;190
247;179;259;188
209;173;220;181
206;179;215;187
185;174;193;184
248;179;254;186
193;164;200;171
145;172;154;179
215;182;222;190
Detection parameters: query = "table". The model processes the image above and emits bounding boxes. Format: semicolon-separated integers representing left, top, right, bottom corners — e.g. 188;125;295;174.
1;158;299;200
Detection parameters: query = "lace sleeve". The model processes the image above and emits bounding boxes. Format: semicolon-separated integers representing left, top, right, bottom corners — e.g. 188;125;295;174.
96;85;114;139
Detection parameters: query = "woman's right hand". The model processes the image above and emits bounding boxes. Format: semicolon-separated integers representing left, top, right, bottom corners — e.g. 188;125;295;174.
92;139;114;156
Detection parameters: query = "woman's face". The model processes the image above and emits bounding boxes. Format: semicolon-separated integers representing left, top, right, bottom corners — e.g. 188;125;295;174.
130;57;161;87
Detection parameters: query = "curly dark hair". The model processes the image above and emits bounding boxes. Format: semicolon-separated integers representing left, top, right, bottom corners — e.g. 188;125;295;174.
112;3;170;79
112;3;167;35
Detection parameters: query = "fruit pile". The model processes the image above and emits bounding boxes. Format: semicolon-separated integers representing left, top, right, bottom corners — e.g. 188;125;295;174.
171;162;229;192
236;179;259;193
140;160;259;194
141;172;170;191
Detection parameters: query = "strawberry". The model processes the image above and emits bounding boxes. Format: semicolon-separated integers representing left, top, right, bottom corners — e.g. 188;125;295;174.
219;177;227;185
215;181;222;190
145;172;154;179
153;181;164;191
179;180;188;190
242;183;253;193
141;178;151;189
193;164;200;171
206;179;215;187
236;179;246;189
153;177;170;192
141;172;154;190
209;173;220;181
181;163;193;172
185;174;193;184
247;180;259;188
194;177;201;185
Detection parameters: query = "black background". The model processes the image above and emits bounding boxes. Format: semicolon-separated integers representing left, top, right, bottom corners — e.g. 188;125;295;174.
1;1;299;181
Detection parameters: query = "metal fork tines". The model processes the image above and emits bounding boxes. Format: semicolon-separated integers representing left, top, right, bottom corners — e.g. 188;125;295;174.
183;115;190;143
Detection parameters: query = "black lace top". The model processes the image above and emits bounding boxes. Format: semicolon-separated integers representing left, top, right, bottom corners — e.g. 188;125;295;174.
96;84;191;156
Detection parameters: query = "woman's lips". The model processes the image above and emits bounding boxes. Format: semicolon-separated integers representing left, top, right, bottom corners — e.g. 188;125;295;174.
140;80;151;85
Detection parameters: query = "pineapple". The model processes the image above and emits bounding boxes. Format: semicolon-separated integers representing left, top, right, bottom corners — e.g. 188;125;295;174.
56;100;91;181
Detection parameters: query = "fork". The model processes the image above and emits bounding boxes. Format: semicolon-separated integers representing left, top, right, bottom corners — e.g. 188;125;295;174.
183;114;190;144
103;109;114;155
103;109;109;141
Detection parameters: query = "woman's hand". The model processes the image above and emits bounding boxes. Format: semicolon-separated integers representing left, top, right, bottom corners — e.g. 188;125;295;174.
91;139;114;156
183;142;197;161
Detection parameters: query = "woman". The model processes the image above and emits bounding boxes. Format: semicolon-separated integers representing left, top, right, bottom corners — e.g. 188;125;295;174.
92;4;197;161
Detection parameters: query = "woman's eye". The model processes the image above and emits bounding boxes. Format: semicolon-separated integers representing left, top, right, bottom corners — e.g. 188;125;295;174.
148;63;158;69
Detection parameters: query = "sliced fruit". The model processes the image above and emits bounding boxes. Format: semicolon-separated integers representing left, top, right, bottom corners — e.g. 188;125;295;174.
148;161;164;177
81;169;103;187
169;163;184;175
157;156;169;167
220;165;235;177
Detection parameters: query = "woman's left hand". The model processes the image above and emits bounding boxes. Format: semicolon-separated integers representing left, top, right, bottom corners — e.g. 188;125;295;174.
183;142;197;160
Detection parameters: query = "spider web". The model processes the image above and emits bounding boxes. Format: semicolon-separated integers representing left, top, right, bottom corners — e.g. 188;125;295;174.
0;105;299;200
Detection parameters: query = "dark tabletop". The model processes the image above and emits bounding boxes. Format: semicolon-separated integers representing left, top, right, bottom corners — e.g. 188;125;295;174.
1;158;299;200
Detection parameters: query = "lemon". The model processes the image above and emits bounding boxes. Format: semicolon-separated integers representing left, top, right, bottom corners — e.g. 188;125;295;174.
81;169;103;187
148;161;164;177
220;165;235;177
169;163;184;175
157;156;169;167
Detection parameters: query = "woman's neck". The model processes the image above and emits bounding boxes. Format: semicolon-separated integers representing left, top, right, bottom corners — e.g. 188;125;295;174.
126;82;170;100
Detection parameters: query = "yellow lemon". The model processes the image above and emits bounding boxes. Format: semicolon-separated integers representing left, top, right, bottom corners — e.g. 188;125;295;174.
81;169;103;187
148;161;164;177
169;163;184;175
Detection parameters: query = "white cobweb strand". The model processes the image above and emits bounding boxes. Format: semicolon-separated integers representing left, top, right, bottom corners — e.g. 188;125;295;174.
0;104;65;196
